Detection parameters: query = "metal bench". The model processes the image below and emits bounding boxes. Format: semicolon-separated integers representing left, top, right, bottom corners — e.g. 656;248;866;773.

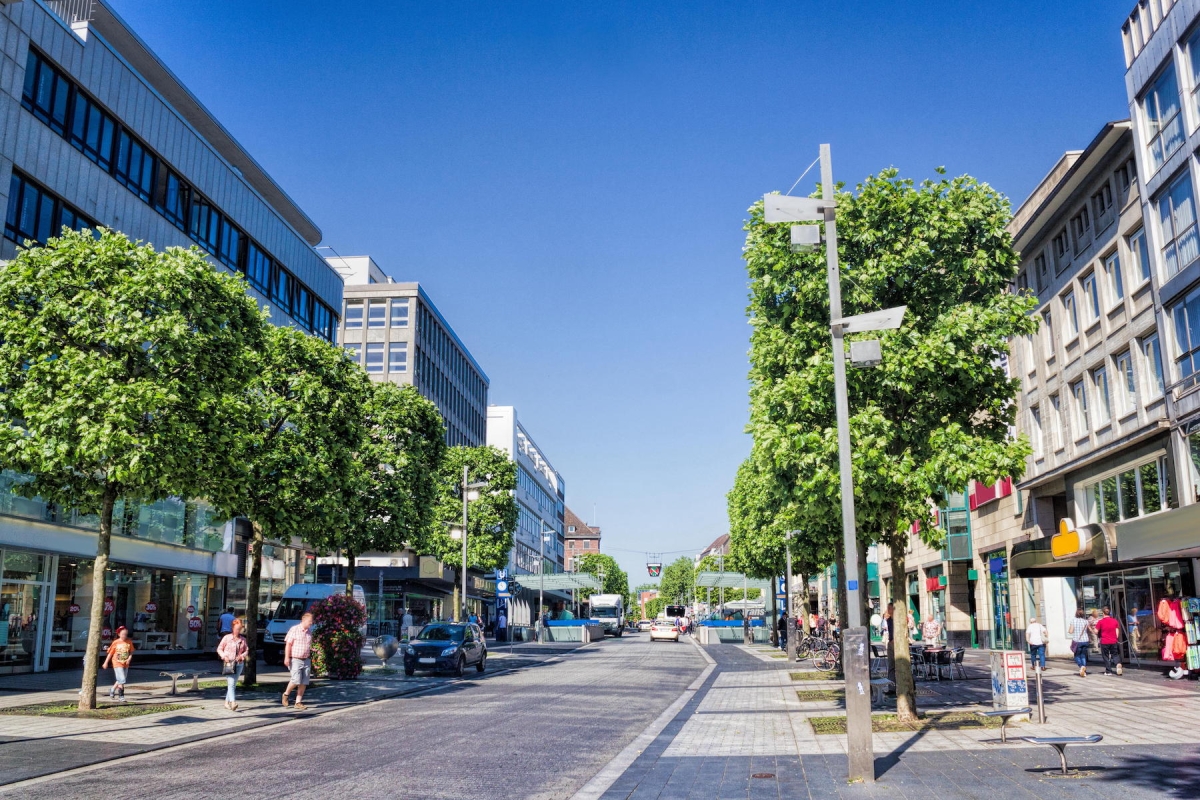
1022;735;1103;775
975;707;1031;743
159;671;208;695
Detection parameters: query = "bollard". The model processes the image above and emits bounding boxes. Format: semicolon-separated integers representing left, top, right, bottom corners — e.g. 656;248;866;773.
1034;666;1046;724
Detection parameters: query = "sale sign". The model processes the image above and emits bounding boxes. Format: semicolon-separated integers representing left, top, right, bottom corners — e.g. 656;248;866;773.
102;628;113;639
186;605;195;615
144;602;157;613
68;604;80;615
103;598;114;613
188;617;203;631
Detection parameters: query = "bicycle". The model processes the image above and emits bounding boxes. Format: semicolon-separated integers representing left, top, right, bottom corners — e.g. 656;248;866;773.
812;640;841;672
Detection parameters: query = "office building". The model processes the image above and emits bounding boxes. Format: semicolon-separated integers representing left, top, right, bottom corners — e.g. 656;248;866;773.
0;0;337;671
330;256;488;448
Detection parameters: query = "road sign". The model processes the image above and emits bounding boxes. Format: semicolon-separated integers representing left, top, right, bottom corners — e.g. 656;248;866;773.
496;579;511;599
776;577;787;601
647;563;662;577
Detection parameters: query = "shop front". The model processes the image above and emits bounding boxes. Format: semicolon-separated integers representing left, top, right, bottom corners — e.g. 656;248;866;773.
985;550;1013;650
923;565;947;643
0;548;55;674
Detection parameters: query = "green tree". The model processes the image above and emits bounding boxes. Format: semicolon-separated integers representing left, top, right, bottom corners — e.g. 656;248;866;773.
0;230;264;709
573;552;628;599
421;446;518;617
309;382;446;595
218;325;370;685
659;557;695;605
737;170;1036;720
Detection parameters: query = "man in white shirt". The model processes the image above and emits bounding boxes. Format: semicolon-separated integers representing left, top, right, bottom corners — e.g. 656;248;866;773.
1025;617;1048;671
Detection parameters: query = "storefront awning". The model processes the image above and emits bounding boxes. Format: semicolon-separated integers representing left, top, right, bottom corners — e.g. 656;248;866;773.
1011;523;1116;578
1117;503;1200;562
695;571;773;591
515;573;602;592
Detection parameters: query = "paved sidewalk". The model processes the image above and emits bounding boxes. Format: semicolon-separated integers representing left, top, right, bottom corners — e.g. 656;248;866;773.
599;639;1200;798
0;641;570;785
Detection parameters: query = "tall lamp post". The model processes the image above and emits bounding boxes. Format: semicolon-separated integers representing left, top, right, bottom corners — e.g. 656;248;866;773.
449;465;490;623
785;530;797;664
763;144;906;784
538;523;554;637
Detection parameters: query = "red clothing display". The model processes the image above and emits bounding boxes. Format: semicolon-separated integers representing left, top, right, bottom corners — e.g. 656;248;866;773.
1158;598;1186;661
1095;615;1120;645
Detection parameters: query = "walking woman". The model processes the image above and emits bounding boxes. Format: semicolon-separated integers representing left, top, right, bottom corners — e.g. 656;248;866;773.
1069;608;1090;677
216;618;249;711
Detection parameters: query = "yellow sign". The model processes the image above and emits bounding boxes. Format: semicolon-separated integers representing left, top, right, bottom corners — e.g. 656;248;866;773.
1051;518;1091;559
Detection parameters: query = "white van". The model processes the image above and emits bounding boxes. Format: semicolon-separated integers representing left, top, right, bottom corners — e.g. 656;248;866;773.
262;583;366;665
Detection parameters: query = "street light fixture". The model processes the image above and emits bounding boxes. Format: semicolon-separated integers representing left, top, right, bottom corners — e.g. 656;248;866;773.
762;144;907;785
450;465;490;623
538;522;554;639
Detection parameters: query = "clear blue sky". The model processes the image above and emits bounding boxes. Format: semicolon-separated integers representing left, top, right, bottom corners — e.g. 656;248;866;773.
111;1;1133;588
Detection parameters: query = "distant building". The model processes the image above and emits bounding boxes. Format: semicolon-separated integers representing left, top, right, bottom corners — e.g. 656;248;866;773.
564;507;601;567
330;256;489;448
696;534;730;566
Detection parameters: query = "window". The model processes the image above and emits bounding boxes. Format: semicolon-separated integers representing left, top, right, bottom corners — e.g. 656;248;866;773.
1041;311;1054;359
1035;253;1048;291
1188;26;1200;124
1053;229;1069;261
1158;172;1199;278
1104;251;1124;304
1143;63;1184;170
1093;184;1114;227
1030;405;1043;457
1116;350;1137;415
365;343;384;373
245;242;271;293
1023;334;1035;373
368;300;387;329
1063;291;1079;338
1084;457;1169;522
1116;161;1133;201
271;266;294;309
1071;207;1091;247
113;129;156;202
217;217;241;271
390;298;410;327
1171;285;1200;388
1071;380;1089;435
344;300;364;329
68;92;116;171
1049;394;1064;450
388;342;408;374
189;198;221;255
343;343;361;364
293;285;312;327
1093;366;1112;424
157;170;191;230
313;302;335;342
1142;332;1166;397
1128;228;1151;283
1082;273;1101;321
21;50;71;135
5;171;95;245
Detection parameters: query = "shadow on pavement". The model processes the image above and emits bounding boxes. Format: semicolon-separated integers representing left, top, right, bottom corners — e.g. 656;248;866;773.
1094;749;1200;799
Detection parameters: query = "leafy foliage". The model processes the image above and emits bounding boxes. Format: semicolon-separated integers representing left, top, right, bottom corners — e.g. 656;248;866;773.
421;446;518;570
659;557;695;605
311;593;368;680
573;553;629;599
0;229;264;708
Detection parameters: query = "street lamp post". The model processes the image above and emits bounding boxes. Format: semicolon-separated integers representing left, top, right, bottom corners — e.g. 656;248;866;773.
538;523;553;639
785;530;797;664
450;466;489;623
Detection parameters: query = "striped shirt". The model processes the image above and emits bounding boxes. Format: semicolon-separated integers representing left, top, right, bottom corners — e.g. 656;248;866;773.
285;625;313;659
1068;618;1089;642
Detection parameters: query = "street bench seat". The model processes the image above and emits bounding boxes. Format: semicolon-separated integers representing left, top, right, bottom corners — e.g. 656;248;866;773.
160;671;208;695
976;707;1031;743
1022;735;1103;775
869;678;893;705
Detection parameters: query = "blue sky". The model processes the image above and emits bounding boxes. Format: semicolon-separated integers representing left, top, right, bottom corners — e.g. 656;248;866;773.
111;1;1134;587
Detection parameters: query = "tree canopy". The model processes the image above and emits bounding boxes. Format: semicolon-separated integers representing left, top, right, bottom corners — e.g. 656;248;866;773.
421;446;518;571
658;557;695;605
574;552;629;598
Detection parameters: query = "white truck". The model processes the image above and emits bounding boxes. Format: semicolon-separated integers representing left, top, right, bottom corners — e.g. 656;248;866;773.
588;594;625;637
262;583;366;665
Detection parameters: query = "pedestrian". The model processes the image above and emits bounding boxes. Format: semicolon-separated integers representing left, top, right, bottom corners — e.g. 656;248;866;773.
468;610;480;626
777;611;788;651
1087;608;1101;652
282;612;314;710
101;626;135;702
1096;606;1122;675
1025;616;1048;671
1068;608;1091;676
401;607;414;641
217;618;249;711
496;609;508;642
218;606;236;637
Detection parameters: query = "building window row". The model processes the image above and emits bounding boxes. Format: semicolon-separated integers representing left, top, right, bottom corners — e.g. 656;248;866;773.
414;350;485;445
418;305;486;410
343;298;409;331
4;170;96;246
343;341;408;376
1082;456;1170;523
1058;333;1164;444
20;48;336;341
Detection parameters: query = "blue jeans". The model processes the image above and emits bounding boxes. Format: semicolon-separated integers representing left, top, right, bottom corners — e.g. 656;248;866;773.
1029;643;1046;670
1073;643;1088;668
226;662;243;703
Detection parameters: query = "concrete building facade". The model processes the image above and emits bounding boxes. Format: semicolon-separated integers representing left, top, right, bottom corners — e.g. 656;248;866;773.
0;0;336;671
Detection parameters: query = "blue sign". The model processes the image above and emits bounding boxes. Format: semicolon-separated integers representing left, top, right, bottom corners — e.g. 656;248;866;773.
496;579;511;599
847;579;858;591
776;577;787;600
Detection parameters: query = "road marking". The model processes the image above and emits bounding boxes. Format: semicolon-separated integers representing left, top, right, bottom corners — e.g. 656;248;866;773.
570;636;714;800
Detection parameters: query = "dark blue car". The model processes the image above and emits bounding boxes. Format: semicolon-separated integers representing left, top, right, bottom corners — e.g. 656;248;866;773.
403;623;487;677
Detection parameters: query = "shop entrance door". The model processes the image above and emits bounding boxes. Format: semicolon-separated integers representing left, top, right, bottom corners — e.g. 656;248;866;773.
991;575;1012;650
0;582;42;674
1110;585;1132;662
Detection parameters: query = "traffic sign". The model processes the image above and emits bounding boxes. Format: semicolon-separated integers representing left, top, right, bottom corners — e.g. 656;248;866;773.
496;579;511;599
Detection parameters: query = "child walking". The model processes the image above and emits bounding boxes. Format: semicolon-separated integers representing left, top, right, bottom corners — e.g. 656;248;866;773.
101;626;135;701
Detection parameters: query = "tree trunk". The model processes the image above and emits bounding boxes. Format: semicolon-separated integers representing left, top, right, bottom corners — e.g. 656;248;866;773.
798;574;811;634
835;555;848;630
769;578;778;647
889;545;919;722
243;520;264;686
344;550;356;597
78;489;117;711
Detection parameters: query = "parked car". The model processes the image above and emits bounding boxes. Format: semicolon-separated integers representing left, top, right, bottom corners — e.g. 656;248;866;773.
403;623;487;677
637;619;654;632
650;621;680;642
262;584;367;665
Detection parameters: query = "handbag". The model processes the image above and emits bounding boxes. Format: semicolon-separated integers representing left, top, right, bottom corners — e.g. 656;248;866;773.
222;660;235;675
1069;641;1078;654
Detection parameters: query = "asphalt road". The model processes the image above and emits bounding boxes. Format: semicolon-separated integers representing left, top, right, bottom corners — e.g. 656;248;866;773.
12;634;706;800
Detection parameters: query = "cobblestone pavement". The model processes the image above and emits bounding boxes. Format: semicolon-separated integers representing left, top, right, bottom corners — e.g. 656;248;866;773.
0;642;575;786
4;634;706;799
596;640;1200;799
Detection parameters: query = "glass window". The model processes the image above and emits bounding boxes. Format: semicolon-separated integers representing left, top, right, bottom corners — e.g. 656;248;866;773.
218;217;241;271
68;92;116;171
1041;311;1054;359
1104;252;1124;304
1140;461;1164;513
368;300;387;329
158;170;191;230
344;342;361;364
1063;291;1079;337
189;198;221;254
1093;366;1111;424
271;266;293;308
1157;172;1200;278
1116;350;1137;415
245;242;271;293
1083;273;1100;321
4;172;94;246
388;342;408;374
292;285;312;327
1188;26;1200;123
22;50;71;135
390;298;410;328
1129;228;1151;283
344;301;363;329
1189;431;1200;501
1171;286;1200;389
1071;379;1088;435
1143;63;1184;170
1142;333;1166;397
1030;406;1043;457
365;343;384;373
1085;458;1168;522
113;129;156;202
313;302;334;342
